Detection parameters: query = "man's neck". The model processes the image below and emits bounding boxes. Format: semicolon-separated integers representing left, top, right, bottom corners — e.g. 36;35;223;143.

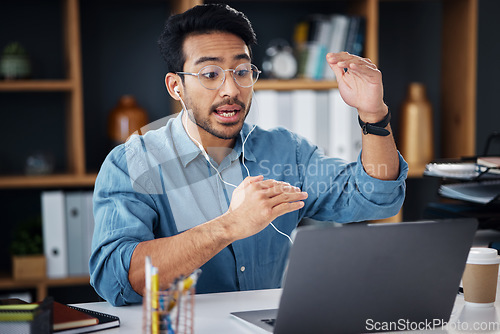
184;116;238;165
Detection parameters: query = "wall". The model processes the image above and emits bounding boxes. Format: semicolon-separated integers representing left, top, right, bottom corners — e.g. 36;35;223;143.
477;0;500;155
81;0;174;172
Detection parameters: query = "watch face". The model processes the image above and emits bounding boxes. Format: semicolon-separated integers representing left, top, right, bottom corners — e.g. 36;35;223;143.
271;51;297;80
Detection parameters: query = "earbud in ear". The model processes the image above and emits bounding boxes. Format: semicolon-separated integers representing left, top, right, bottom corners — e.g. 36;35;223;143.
174;87;180;97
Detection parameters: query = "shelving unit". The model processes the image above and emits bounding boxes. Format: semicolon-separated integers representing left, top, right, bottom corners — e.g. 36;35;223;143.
0;0;477;187
0;173;97;189
254;79;338;91
0;0;93;189
0;0;478;295
0;80;74;91
0;274;90;302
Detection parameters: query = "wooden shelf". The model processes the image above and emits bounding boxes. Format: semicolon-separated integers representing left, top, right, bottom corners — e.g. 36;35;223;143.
254;79;338;91
0;173;97;189
0;80;75;92
0;274;90;301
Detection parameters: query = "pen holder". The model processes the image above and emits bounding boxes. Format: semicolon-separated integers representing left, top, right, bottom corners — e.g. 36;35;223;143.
142;287;195;334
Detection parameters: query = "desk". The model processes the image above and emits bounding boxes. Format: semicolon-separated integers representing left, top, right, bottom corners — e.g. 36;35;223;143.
74;289;280;334
0;275;90;301
74;287;500;334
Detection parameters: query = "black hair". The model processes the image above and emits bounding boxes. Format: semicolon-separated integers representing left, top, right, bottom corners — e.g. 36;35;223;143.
158;3;257;74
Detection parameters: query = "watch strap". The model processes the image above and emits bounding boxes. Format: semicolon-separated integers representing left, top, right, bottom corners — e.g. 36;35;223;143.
358;112;391;136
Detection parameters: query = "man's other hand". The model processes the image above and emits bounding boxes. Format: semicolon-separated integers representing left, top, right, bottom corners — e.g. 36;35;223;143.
226;175;307;241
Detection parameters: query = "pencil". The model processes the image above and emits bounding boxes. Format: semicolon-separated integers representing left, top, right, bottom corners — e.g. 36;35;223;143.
151;266;159;334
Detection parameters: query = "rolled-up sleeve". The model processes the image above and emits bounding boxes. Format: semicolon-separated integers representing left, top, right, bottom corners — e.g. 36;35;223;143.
90;145;158;306
298;140;408;223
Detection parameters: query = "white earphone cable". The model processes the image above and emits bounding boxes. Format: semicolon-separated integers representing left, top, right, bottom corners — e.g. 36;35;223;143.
176;87;292;244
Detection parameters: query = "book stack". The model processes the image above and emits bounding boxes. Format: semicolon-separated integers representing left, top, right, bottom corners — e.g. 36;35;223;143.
293;14;365;80
247;89;361;162
53;302;119;334
41;191;94;279
0;297;52;333
0;298;119;334
477;156;500;175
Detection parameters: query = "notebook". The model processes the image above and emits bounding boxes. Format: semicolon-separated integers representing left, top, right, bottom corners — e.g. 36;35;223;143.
53;301;98;331
231;218;478;334
55;305;120;334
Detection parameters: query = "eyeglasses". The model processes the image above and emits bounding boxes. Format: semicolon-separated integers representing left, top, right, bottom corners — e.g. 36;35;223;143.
177;63;261;90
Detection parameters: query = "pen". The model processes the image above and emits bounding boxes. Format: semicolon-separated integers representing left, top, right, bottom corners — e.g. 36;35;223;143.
167;269;201;312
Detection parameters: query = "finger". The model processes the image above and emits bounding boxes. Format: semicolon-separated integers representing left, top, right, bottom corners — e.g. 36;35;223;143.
258;179;280;188
349;61;380;74
347;63;382;84
326;51;352;64
271;201;305;219
260;180;300;193
263;184;302;199
259;179;296;190
241;175;264;187
255;182;298;198
360;57;377;68
343;56;377;69
269;190;308;207
328;62;345;82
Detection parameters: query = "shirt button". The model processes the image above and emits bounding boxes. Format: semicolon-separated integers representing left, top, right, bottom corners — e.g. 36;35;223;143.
240;266;246;272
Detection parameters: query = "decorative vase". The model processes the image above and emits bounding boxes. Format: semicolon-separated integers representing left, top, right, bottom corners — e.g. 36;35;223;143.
108;95;149;146
399;83;434;173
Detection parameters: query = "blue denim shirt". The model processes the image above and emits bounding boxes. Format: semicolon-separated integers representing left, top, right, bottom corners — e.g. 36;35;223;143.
90;111;408;306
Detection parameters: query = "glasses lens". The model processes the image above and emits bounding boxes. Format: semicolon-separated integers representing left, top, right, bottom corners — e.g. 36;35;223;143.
198;65;224;90
234;63;259;87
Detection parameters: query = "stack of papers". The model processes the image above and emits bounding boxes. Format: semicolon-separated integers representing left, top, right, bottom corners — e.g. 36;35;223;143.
425;160;500;180
439;180;500;204
424;162;480;180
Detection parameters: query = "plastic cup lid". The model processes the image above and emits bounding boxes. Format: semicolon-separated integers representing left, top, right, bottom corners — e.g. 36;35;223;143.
467;247;500;265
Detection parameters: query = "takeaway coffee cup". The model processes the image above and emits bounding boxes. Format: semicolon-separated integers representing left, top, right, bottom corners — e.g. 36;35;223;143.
462;247;500;307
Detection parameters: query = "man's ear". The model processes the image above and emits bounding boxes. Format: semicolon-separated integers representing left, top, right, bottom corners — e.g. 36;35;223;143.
165;73;181;100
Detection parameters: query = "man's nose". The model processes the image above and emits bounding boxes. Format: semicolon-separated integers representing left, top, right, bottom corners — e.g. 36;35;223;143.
218;70;240;98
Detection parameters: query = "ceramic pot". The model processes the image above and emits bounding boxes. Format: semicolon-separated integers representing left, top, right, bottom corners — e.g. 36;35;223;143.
108;95;148;145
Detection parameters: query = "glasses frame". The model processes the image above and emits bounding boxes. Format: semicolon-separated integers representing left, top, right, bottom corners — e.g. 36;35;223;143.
176;63;261;90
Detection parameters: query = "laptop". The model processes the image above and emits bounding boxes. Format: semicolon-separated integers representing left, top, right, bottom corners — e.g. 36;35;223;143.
231;218;478;334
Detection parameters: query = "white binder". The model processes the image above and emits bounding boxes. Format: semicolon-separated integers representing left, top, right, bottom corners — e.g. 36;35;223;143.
65;192;85;276
41;191;68;278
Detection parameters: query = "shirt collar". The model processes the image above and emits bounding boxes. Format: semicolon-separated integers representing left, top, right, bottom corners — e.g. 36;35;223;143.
171;111;201;168
171;110;257;168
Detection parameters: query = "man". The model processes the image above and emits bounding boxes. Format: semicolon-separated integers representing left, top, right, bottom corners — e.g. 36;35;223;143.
90;4;407;306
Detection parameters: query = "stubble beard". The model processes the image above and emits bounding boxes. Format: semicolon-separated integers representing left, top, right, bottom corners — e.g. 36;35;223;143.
185;97;252;140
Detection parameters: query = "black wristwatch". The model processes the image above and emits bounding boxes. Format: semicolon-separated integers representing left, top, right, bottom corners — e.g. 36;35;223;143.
358;112;391;136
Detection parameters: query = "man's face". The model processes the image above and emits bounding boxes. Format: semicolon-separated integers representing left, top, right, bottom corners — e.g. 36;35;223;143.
180;32;253;142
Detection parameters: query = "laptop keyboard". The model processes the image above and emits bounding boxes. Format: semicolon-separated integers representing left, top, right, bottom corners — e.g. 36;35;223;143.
261;318;276;327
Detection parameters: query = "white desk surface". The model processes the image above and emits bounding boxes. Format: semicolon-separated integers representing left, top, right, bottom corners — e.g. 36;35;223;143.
75;287;500;334
75;289;281;334
77;231;500;333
